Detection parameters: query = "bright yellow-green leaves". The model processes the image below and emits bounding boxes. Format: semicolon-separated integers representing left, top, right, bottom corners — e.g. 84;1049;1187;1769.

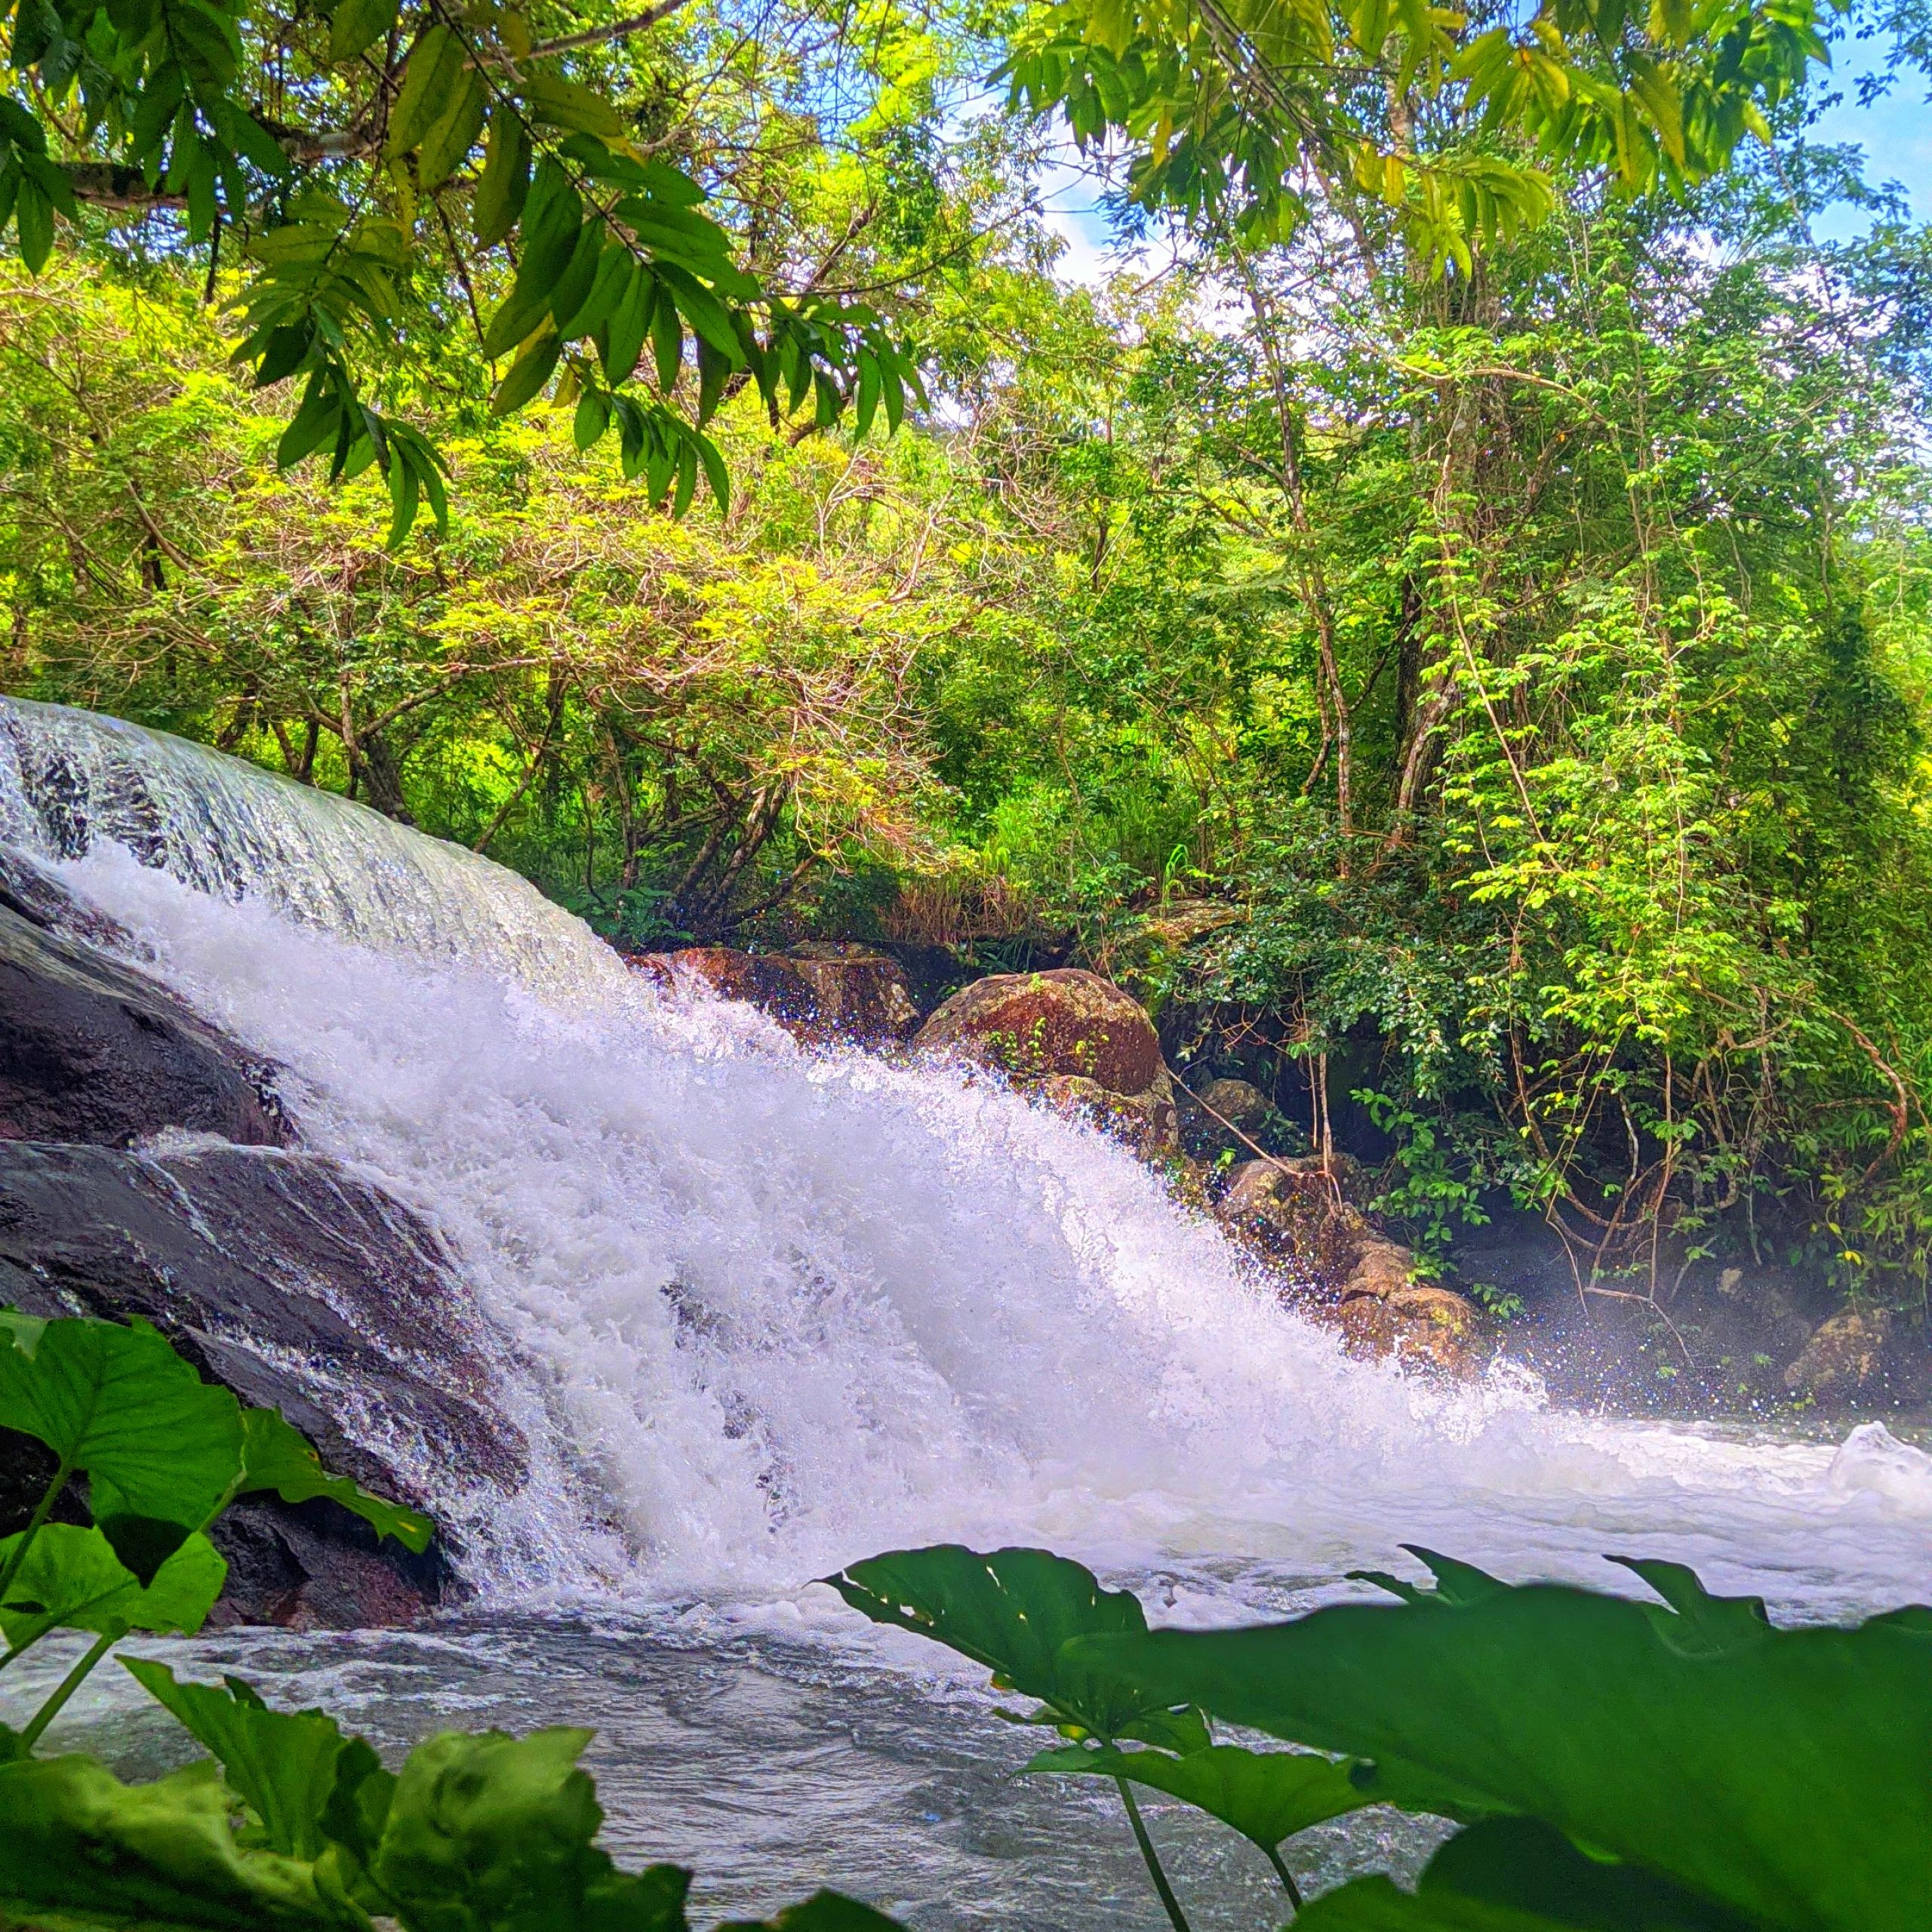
0;0;924;547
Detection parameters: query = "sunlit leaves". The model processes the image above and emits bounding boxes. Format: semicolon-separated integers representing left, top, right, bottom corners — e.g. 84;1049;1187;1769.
0;0;925;548
0;1312;242;1535
1001;0;1829;264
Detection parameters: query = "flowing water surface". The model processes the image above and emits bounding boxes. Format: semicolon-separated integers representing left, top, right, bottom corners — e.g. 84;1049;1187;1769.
3;697;1930;1924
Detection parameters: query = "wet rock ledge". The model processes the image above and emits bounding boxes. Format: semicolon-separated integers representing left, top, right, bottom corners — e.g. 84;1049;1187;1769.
0;849;527;1628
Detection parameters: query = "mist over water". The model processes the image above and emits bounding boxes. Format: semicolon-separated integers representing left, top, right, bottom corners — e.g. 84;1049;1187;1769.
5;694;1931;1629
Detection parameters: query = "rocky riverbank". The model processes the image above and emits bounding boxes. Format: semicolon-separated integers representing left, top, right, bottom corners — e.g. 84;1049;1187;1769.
0;847;528;1628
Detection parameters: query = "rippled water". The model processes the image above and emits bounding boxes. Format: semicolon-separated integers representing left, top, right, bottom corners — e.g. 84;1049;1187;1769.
4;697;1930;1923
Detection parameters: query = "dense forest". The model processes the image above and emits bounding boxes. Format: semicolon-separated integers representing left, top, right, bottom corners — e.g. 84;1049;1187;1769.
0;0;1927;1319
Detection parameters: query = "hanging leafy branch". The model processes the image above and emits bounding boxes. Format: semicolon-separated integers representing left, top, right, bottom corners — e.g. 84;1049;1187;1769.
0;0;927;540
1000;0;1835;267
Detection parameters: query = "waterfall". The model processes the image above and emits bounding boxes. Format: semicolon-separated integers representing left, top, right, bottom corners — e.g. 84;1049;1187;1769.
6;695;1931;1620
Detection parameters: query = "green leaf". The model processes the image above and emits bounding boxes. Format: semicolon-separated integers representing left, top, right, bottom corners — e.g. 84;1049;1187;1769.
371;1727;691;1932
574;387;611;451
602;263;651;383
0;1315;243;1532
549;223;603;333
385;446;420;548
517;74;629;142
473;109;531;249
491;333;561;416
1072;1563;1932;1932
482;279;555;361
1294;1817;1749;1930
14;176;52;273
0;1754;355;1931
1024;1742;1367;1851
694;429;729;516
853;350;880;439
388;25;464;158
823;1546;1207;1749
418;68;486;192
649;284;682;390
327;0;398;64
121;1660;352;1861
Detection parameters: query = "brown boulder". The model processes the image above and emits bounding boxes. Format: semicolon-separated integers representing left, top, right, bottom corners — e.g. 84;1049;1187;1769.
1035;1070;1181;1161
1214;1157;1484;1376
914;969;1163;1094
1785;1306;1894;1402
1337;1272;1484;1377
786;943;918;1044
1214;1158;1363;1289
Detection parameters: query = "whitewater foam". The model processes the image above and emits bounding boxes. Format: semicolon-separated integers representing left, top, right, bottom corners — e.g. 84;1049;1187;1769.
5;698;1930;1623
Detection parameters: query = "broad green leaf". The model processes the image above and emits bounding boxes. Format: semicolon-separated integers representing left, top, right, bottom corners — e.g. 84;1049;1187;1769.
719;1894;910;1931
371;1726;689;1932
327;0;397;64
122;1660;352;1860
389;26;464;157
1;1522;224;1653
823;1546;1206;1749
0;1754;357;1931
15;177;51;273
418;69;486;191
1024;1742;1367;1850
1072;1566;1932;1932
1295;1817;1747;1930
473;109;531;249
0;1316;242;1532
492;334;561;416
518;74;629;143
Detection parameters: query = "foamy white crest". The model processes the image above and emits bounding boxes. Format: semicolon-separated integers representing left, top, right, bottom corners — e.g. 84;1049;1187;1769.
8;699;1931;1621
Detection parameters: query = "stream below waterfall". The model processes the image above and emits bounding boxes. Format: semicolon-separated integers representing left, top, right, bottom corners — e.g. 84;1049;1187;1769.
4;697;1931;1926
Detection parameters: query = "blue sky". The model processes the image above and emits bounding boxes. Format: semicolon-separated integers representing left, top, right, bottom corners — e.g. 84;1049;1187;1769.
1038;32;1931;281
1810;29;1932;235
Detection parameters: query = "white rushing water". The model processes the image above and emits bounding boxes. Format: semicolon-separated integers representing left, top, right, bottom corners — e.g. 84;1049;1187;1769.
4;695;1930;1628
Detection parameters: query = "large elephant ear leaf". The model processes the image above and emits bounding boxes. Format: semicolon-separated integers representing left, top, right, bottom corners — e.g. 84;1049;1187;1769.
1294;1817;1749;1929
1025;1743;1368;1852
718;1891;910;1930
0;1313;243;1530
0;1752;359;1930
822;1545;1204;1747
374;1727;619;1926
122;1660;354;1860
1071;1567;1932;1932
239;1407;433;1552
0;1523;226;1652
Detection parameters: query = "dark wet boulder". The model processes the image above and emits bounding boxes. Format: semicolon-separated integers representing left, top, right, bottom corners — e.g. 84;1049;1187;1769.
0;887;285;1148
0;1140;528;1627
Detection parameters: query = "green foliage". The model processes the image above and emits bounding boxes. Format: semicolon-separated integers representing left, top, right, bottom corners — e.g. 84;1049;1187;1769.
1023;1742;1367;1857
0;1309;242;1540
840;1540;1932;1929
0;0;928;540
238;1408;432;1554
823;1544;1208;1749
0;1310;429;1754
